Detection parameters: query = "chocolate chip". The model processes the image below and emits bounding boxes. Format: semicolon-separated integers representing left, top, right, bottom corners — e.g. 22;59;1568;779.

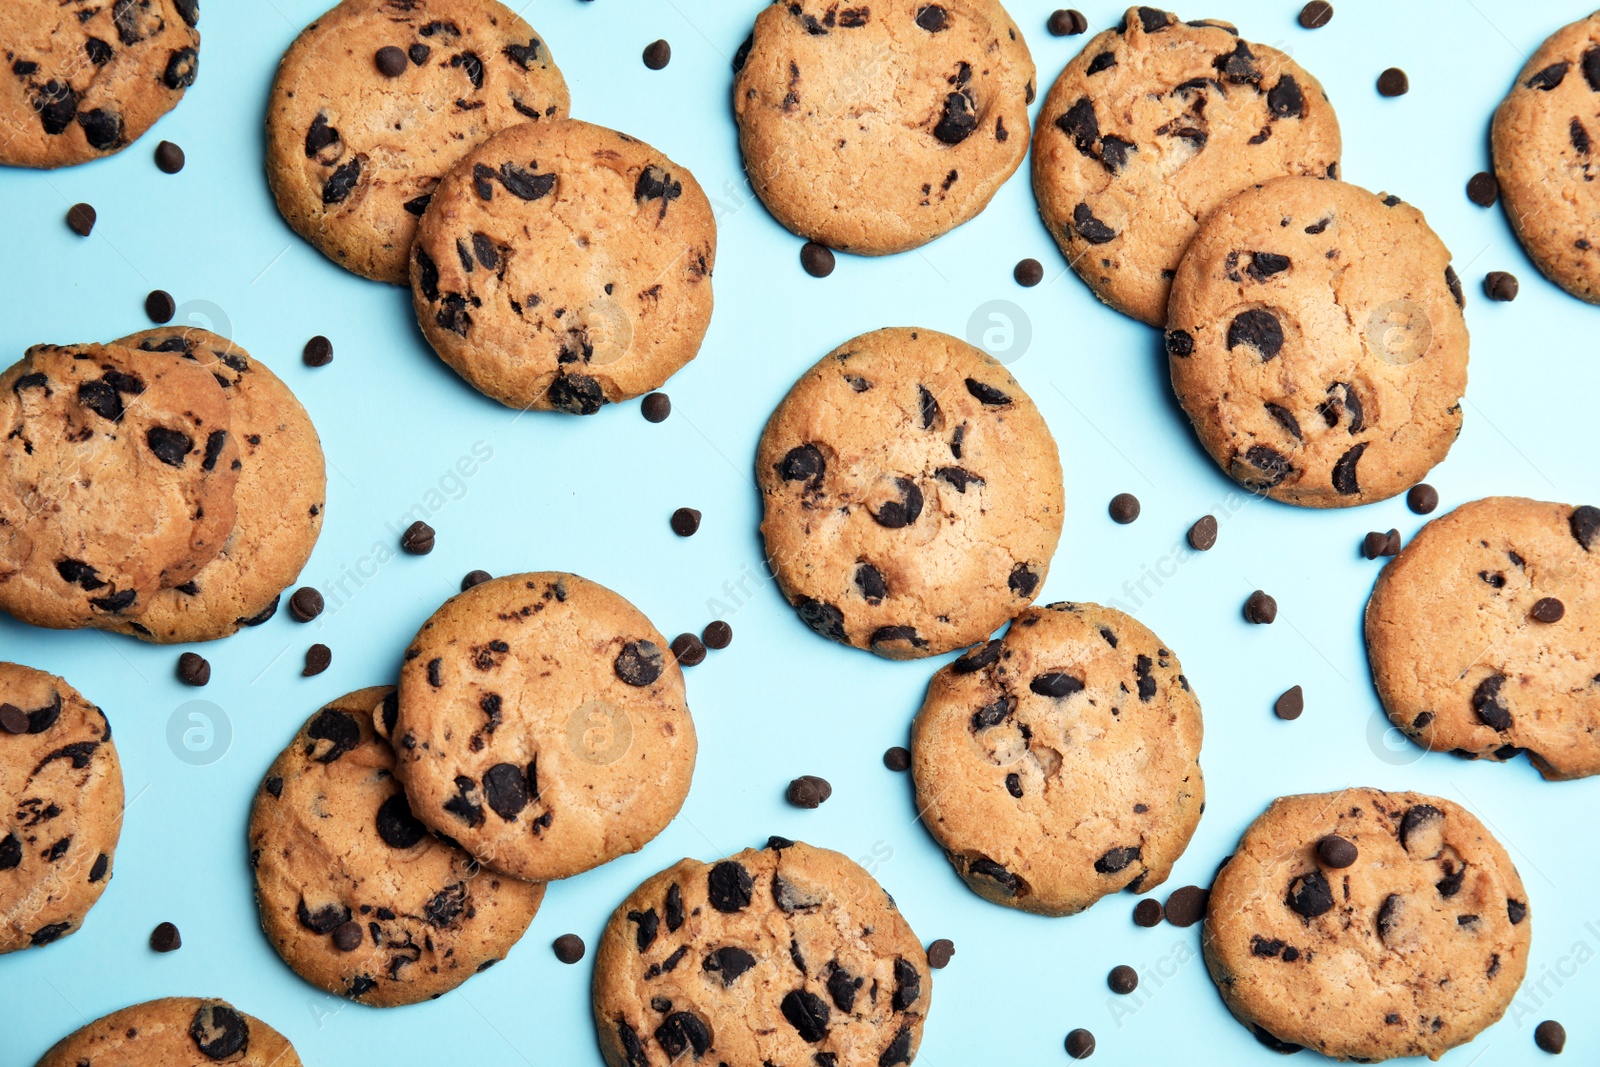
0;704;27;734
933;90;978;144
1467;172;1499;207
1187;515;1218;551
1317;835;1357;869
1287;869;1334;917
615;640;664;686
671;633;706;666
1014;258;1043;286
1109;493;1140;524
1008;563;1040;597
289;587;324;622
553;933;585;963
1133;898;1163;927
1164;885;1208;927
1473;673;1513;730
176;652;210;687
670;507;701;536
145;289;175;324
302;644;332;676
67;203;96;236
483;762;530;820
401;520;435;554
1072;202;1116;243
1484;271;1519;301
781;988;830;1042
1275;685;1304;720
302;335;333;367
872;477;923;528
332;920;363;952
1572;505;1600;550
965;378;1011;405
374;45;408;76
707;860;753;912
1531;597;1565;623
376;792;427;848
461;570;491;591
1227;309;1283;360
1363;529;1400;559
883;746;911;771
1377;67;1409;97
1048;9;1088;35
800;242;835;278
1095;845;1140;874
150;921;181;952
1165;329;1194;357
1065;1028;1096;1059
1534;1020;1566;1054
1407;483;1439;514
643;39;671;70
702;620;732;649
1107;965;1138;994
779;443;826;486
1527;61;1570;90
189;1003;249;1061
641;392;672;422
786;774;832;808
1244;590;1277;624
1298;1;1333;28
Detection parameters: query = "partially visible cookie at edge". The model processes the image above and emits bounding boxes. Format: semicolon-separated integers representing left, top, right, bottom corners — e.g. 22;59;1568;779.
34;997;303;1067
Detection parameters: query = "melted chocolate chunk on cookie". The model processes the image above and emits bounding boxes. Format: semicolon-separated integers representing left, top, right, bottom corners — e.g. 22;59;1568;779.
871;478;924;528
627;906;659;951
188;1003;250;1061
56;559;107;592
548;372;604;414
1213;40;1260;85
917;384;941;429
708;859;753;912
915;5;947;31
1569;504;1600;549
827;963;863;1011
375;792;428;849
1008;562;1040;597
952;639;1001;673
778;443;827;488
935;465;982;492
483;762;530;820
297;898;351;935
854;563;888;603
1268;76;1304;119
443;775;484;827
1331;442;1366;495
1286;869;1333;918
704;946;756;985
636;166;682;216
1165;329;1194;356
1030;672;1085;698
796;597;848;641
1072;202;1116;244
34;80;78;136
1471;673;1512;731
615;640;664;687
1087;51;1117;74
1526;61;1570;90
655;1012;712;1058
1095;846;1141;874
307;708;360;763
1319;382;1363;433
1121;7;1173;33
449;51;484;90
970;694;1014;730
78;109;123;151
1376;893;1404;943
933;88;978;145
965;377;1010;405
0;834;21;870
164;45;198;91
323;157;362;205
425;881;468;926
304;113;341;164
871;626;926;652
782;988;831;1042
968;856;1019;893
1247;252;1291;281
1228;309;1284;360
1233;444;1293;489
892;957;922;1011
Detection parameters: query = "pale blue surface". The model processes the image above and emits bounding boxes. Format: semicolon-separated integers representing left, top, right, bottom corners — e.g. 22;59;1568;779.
2;1;1598;1064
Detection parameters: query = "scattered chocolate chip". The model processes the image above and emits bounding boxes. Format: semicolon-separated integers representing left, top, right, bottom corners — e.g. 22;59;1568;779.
1014;258;1043;286
1109;493;1140;524
152;140;185;174
1535;1020;1566;1054
641;392;672;422
1133;898;1163;927
554;933;585;963
786;774;832;808
401;520;436;555
150;921;181;952
1467;172;1499;207
1298;1;1333;28
643;39;671;70
1407;483;1439;514
303;644;332;676
671;508;701;536
302;335;333;367
800;242;835;278
1531;597;1565;623
1317;835;1357;869
1065;1028;1096;1059
1107;965;1138;994
0;704;27;734
1244;590;1277;624
460;569;492;592
176;652;210;687
145;289;175;324
1377;67;1409;97
1048;9;1088;35
702;620;732;649
375;45;408;77
1164;885;1208;927
1363;529;1401;559
289;587;324;622
332;920;363;952
67;203;97;237
1275;685;1304;721
671;633;707;666
1484;271;1519;301
1187;515;1218;551
883;746;911;771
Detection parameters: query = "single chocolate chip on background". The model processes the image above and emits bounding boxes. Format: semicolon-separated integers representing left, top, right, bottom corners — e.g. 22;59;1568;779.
1109;493;1140;524
641;392;672;422
1065;1028;1096;1059
1164;885;1208;927
145;289;176;324
1467;172;1499;207
302;335;333;367
67;203;96;236
1188;515;1218;551
375;45;408;77
1484;271;1519;301
926;938;955;968
1275;685;1305;721
289;587;325;622
670;508;701;537
1317;835;1358;869
702;620;732;649
1408;483;1439;514
1534;1020;1566;1054
1377;67;1409;97
671;633;707;666
643;39;671;70
1298;1;1333;28
1244;590;1278;624
1133;898;1163;927
883;746;911;772
786;774;832;808
0;703;27;734
303;644;332;676
1107;965;1138;994
332;920;363;952
1048;9;1088;35
1014;258;1043;287
401;520;435;555
800;242;835;278
1531;597;1565;623
176;652;210;687
461;569;491;591
150;922;182;953
553;933;585;964
154;140;184;174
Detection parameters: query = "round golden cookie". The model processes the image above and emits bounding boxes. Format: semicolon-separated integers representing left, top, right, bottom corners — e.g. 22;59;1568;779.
409;118;715;413
733;0;1034;255
250;687;545;1006
390;573;696;882
1366;497;1600;780
1492;13;1600;303
1166;177;1468;508
35;997;302;1067
97;328;324;643
0;342;239;629
911;602;1203;915
756;327;1064;659
593;839;930;1067
0;0;199;169
1205;789;1530;1061
1032;7;1341;325
0;662;121;954
265;0;570;283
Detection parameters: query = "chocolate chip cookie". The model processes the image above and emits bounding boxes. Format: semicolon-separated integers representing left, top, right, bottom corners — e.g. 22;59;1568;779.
911;602;1203;915
593;839;930;1067
757;327;1064;659
0;342;239;629
0;662;122;954
409;118;715;413
0;0;199;169
35;997;302;1067
1032;8;1341;325
1366;497;1600;780
1205;789;1529;1061
250;686;545;1006
1166;177;1468;508
733;0;1033;256
266;0;569;283
1492;13;1600;303
390;573;696;882
98;328;324;643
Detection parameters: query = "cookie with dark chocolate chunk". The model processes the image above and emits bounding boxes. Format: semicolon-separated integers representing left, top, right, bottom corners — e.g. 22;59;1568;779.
33;997;303;1066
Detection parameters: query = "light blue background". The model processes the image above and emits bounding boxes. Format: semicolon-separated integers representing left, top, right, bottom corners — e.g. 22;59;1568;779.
2;1;1597;1063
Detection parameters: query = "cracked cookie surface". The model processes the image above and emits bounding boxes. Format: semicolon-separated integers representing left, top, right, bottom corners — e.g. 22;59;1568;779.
1366;496;1600;780
757;327;1063;660
733;0;1033;255
1166;176;1468;508
391;573;696;882
35;997;302;1067
409;118;715;413
266;0;569;283
1204;789;1529;1061
593;839;929;1067
911;602;1203;915
1031;6;1341;326
250;686;544;1006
